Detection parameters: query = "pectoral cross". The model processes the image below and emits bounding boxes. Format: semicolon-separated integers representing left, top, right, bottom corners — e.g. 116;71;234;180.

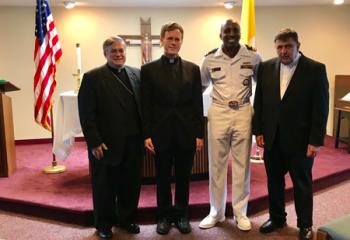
120;18;160;64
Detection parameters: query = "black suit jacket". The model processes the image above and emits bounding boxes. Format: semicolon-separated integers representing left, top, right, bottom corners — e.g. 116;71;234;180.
141;56;204;151
252;54;329;155
78;63;142;165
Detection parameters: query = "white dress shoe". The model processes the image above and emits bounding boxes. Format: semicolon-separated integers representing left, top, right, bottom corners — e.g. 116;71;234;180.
235;215;251;231
199;215;225;229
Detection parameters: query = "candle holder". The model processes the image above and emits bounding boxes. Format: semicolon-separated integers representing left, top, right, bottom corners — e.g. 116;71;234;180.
250;146;264;163
74;43;82;93
73;69;81;93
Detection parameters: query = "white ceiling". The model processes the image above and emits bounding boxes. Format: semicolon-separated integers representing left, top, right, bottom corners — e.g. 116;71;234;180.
0;0;346;7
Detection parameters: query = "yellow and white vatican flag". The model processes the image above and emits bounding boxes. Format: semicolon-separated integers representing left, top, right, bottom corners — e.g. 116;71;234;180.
240;0;256;47
241;0;263;162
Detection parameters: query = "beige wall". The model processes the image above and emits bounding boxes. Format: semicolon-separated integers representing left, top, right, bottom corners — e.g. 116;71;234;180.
0;5;349;140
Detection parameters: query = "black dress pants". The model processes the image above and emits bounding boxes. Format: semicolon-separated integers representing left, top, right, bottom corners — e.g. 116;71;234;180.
90;135;142;231
264;139;314;228
154;146;195;221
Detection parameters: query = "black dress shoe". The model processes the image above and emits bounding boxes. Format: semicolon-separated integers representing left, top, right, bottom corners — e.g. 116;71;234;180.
259;219;286;233
96;229;112;239
156;218;171;235
119;223;140;234
175;217;192;234
299;227;313;240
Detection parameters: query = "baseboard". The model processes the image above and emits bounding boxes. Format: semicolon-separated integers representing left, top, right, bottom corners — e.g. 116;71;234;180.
15;137;85;145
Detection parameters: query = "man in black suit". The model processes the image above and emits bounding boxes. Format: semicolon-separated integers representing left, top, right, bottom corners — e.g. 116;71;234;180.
141;22;204;235
253;29;329;240
78;36;143;239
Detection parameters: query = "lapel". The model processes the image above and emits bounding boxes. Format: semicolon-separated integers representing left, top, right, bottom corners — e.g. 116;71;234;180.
281;54;305;102
273;59;281;101
173;58;184;104
125;66;138;97
156;58;171;95
125;66;142;114
100;64;126;110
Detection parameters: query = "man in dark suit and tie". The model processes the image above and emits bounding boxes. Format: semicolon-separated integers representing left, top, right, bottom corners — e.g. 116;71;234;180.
141;22;204;235
78;36;143;239
253;29;329;240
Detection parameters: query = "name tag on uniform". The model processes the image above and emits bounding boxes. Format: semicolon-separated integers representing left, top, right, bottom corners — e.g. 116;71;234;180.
211;67;221;72
241;62;253;69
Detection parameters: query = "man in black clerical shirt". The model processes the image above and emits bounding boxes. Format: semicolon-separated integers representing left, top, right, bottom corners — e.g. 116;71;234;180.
78;36;143;239
141;22;204;235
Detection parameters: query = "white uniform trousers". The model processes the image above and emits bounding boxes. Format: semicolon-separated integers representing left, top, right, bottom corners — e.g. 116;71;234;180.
207;103;252;219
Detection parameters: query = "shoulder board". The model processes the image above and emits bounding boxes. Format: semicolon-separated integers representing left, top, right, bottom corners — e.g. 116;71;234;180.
245;44;257;52
205;48;218;57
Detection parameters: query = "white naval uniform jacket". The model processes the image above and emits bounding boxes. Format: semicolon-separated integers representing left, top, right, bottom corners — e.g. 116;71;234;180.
201;44;261;105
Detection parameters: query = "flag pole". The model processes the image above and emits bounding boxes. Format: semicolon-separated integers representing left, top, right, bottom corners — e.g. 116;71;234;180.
43;106;66;174
240;0;264;163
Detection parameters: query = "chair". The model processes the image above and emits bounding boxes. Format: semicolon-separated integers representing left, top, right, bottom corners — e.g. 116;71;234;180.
316;215;350;240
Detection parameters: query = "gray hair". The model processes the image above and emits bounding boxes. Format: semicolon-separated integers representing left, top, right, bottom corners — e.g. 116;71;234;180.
102;36;125;54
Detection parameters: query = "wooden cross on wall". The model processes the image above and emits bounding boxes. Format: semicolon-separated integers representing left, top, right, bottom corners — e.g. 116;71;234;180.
120;18;160;64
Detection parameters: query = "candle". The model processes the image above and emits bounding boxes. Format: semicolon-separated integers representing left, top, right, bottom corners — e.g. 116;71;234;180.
76;43;81;71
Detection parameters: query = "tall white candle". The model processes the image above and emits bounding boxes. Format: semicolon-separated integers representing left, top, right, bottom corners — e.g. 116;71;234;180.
76;43;81;71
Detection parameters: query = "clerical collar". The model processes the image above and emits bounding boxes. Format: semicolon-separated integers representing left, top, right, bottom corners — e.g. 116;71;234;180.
161;55;179;64
281;52;301;68
107;63;125;73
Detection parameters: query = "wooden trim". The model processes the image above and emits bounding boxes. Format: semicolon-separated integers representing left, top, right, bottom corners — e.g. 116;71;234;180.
0;94;16;177
141;118;209;180
333;75;350;137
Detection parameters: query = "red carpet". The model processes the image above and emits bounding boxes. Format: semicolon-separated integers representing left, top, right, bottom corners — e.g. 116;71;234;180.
0;136;349;225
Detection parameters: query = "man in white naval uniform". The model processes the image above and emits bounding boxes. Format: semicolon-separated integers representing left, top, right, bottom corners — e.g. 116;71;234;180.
199;19;261;231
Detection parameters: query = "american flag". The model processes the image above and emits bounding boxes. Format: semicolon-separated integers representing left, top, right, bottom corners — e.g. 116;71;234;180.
34;0;62;131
